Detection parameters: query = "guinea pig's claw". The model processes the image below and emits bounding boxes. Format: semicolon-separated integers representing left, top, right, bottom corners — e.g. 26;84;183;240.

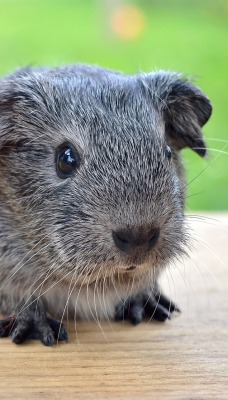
154;293;181;313
47;317;68;342
0;304;68;346
115;291;180;325
0;315;16;337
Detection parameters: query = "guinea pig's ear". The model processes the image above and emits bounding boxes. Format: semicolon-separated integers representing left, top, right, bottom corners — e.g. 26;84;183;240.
0;89;26;155
0;67;32;112
0;70;30;149
0;82;15;149
146;72;212;157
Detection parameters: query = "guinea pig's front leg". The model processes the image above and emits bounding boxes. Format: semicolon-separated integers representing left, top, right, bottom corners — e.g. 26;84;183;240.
0;299;68;346
115;287;180;325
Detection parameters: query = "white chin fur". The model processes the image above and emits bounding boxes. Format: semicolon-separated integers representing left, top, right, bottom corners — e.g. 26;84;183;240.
42;264;157;321
43;283;123;321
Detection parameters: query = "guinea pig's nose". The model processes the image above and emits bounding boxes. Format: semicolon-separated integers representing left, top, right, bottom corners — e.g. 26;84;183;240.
112;227;160;252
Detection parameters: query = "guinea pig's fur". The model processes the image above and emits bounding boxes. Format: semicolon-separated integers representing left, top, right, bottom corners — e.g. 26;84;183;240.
0;65;212;345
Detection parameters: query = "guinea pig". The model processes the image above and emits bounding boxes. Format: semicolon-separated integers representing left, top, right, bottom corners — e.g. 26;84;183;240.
0;65;212;345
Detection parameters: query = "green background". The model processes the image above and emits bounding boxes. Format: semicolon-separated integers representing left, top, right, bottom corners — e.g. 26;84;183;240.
0;0;227;210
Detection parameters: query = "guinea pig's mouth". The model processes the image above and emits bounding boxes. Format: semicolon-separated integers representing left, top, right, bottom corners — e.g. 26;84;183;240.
119;258;148;273
121;253;147;271
126;265;137;271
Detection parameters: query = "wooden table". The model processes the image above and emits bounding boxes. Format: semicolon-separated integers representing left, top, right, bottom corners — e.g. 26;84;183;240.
0;214;228;400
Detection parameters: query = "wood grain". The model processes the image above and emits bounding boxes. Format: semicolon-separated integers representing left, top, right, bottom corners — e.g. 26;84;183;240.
0;213;228;400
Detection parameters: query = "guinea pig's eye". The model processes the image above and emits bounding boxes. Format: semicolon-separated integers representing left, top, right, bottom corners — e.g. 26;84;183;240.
165;145;172;160
56;144;80;178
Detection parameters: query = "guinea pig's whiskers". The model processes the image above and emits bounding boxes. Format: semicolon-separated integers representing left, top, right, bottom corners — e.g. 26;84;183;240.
147;288;162;324
58;261;87;343
186;215;228;234
128;272;138;299
93;277;110;343
186;220;227;291
34;252;68;314
191;258;218;317
191;231;227;269
185;165;209;190
164;267;177;315
190;250;222;294
185;192;204;200
101;271;109;323
0;232;51;292
13;267;50;317
103;269;116;330
176;218;226;314
94;263;112;327
69;261;86;344
73;264;98;344
87;263;101;321
110;272;124;304
65;263;83;335
8;255;70;334
173;260;191;309
18;262;75;317
110;271;129;319
186;141;227;190
207;138;228;143
1;241;57;330
22;252;67;307
193;147;228;155
58;261;86;344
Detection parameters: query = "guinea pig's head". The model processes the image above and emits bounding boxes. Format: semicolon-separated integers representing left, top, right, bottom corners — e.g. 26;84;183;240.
0;66;212;290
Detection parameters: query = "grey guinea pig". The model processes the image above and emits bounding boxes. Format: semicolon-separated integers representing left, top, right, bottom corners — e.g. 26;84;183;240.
0;65;212;345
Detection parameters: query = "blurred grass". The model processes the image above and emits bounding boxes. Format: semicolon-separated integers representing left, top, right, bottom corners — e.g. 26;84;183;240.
0;0;227;210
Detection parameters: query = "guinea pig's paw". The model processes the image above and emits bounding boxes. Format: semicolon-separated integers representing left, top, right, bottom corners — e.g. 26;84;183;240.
25;316;68;346
143;292;180;322
0;315;16;337
46;317;68;342
13;315;68;346
0;303;68;346
115;292;180;325
115;294;145;325
153;293;180;314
